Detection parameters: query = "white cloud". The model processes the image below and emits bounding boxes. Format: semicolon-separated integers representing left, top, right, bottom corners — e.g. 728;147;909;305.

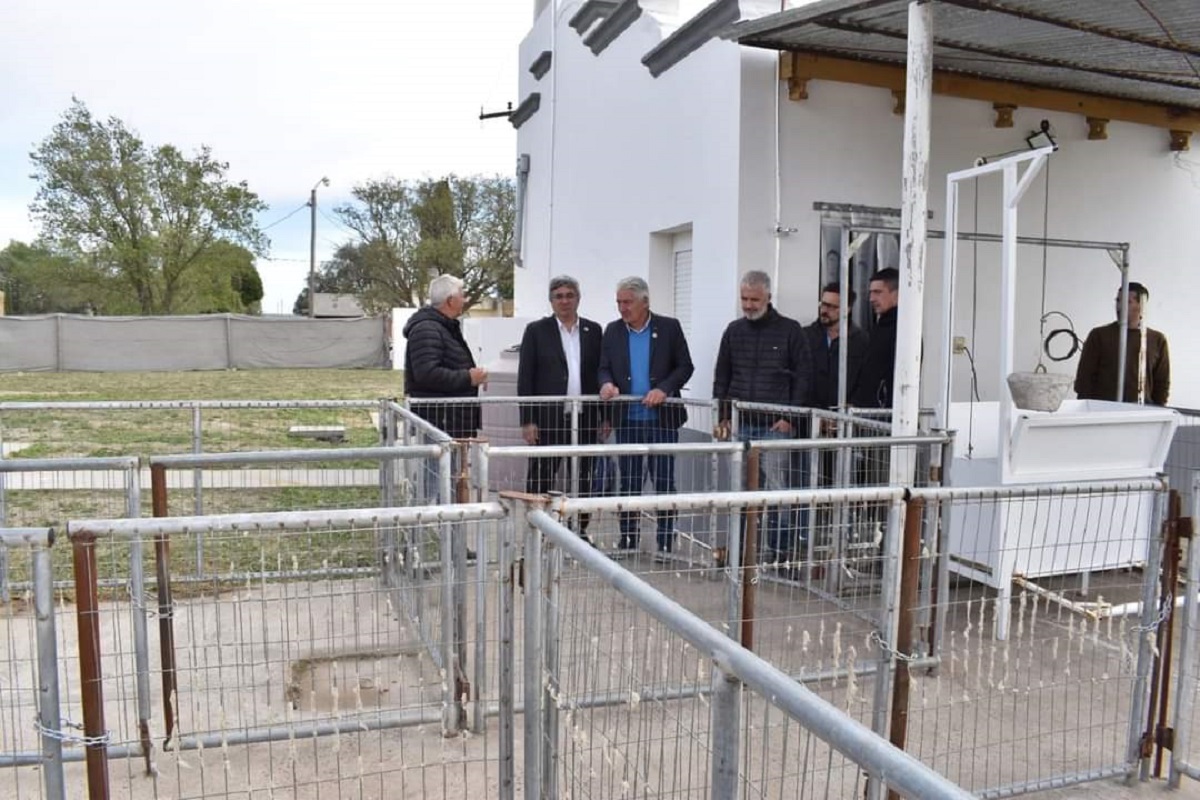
0;0;531;312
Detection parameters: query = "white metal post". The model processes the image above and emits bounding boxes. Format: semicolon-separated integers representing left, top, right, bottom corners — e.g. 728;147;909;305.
890;0;933;487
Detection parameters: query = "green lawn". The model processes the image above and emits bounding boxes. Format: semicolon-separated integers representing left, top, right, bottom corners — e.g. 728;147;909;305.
0;369;406;459
0;370;424;589
0;368;402;402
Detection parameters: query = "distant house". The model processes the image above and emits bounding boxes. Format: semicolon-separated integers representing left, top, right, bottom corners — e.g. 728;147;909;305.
312;293;367;319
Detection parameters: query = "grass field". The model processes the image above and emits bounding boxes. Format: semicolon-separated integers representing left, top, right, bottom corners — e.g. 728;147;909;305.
0;369;406;458
0;368;402;402
0;369;429;593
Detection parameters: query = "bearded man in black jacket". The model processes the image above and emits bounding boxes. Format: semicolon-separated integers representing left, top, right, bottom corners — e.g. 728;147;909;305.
713;270;812;568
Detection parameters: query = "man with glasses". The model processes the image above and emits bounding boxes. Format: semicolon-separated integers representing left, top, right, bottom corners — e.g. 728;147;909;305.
517;276;608;541
805;282;868;412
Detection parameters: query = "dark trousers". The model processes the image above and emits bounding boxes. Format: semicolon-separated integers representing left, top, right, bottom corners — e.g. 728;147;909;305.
525;413;597;531
616;421;679;552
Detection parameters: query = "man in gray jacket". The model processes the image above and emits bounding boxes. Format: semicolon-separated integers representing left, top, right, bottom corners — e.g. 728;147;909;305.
713;270;812;569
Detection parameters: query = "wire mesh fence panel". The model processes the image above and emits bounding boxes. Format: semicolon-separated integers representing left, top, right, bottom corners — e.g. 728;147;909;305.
65;506;502;800
0;460;138;608
1166;407;1200;520
522;508;974;800
898;484;1164;797
0;529;64;800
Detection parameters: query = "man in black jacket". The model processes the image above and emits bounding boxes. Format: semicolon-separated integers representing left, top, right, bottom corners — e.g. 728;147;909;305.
403;274;488;439
517;275;607;537
805;281;869;411
851;268;899;410
713;270;811;566
599;276;694;557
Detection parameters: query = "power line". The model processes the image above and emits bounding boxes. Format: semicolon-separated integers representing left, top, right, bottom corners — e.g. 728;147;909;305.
318;207;352;232
260;204;308;231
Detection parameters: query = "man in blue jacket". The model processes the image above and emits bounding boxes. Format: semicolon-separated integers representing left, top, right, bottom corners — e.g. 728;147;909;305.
599;276;694;558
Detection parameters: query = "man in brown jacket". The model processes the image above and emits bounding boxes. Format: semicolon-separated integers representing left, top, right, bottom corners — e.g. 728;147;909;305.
1074;282;1170;405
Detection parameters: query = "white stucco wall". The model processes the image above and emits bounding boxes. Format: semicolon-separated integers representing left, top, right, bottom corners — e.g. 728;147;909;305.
517;5;1200;408
515;3;745;398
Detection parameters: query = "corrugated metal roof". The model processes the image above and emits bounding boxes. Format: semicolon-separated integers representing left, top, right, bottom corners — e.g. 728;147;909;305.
731;0;1200;112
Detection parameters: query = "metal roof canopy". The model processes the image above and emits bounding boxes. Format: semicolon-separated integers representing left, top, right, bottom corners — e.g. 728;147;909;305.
731;0;1200;132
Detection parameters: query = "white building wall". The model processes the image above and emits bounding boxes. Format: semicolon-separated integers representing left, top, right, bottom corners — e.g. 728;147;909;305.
771;79;1200;408
517;7;1200;408
515;4;745;399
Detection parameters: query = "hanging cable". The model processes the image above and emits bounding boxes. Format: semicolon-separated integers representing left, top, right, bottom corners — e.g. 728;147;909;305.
1041;310;1081;362
1031;159;1082;364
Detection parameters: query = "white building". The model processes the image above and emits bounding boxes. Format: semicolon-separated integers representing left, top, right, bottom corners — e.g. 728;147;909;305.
512;0;1200;409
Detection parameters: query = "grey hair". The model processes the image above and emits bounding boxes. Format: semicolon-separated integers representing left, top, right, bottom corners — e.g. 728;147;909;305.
615;276;650;302
548;275;580;299
741;270;771;293
428;274;465;307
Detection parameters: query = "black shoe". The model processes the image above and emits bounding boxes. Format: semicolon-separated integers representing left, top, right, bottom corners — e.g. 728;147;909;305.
579;532;594;547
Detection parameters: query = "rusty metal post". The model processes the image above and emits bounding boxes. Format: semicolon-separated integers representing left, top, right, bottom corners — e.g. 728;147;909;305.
71;531;110;800
740;448;761;650
1153;490;1188;777
452;442;471;730
150;464;179;748
887;496;925;800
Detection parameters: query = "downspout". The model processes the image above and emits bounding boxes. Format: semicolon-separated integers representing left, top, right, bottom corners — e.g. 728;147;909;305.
546;0;563;290
771;0;786;294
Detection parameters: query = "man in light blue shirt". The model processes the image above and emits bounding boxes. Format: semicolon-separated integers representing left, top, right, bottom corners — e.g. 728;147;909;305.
598;276;694;558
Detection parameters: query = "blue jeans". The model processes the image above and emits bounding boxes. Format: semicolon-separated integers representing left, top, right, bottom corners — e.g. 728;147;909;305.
616;421;679;551
739;426;810;563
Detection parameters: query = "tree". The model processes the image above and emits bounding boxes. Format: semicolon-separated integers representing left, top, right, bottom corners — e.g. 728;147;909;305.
0;241;99;314
184;241;264;313
331;174;514;312
29;99;268;315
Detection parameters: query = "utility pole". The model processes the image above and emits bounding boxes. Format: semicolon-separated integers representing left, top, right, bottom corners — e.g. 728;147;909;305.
308;176;329;318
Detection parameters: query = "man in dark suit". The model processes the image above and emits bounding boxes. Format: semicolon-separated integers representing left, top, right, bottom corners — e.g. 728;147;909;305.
599;276;694;558
517;275;608;539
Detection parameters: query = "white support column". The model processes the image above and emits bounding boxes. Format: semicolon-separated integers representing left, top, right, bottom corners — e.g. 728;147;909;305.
890;0;933;485
997;164;1019;483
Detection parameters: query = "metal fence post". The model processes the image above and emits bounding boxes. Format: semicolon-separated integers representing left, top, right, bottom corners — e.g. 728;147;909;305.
524;502;545;800
887;497;925;800
1132;486;1168;781
868;499;907;800
1171;473;1200;788
441;471;461;737
126;464;153;774
151;465;180;749
931;432;956;661
542;534;561;800
32;531;66;800
709;669;741;800
452;442;471;734
70;529;111;800
498;505;516;800
740;448;761;650
192;403;203;517
473;442;489;734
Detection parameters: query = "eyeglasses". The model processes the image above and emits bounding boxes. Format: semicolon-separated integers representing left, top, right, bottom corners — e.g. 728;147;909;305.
551;292;577;300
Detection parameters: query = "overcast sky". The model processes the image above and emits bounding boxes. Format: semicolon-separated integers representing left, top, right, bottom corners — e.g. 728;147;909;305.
0;0;531;313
